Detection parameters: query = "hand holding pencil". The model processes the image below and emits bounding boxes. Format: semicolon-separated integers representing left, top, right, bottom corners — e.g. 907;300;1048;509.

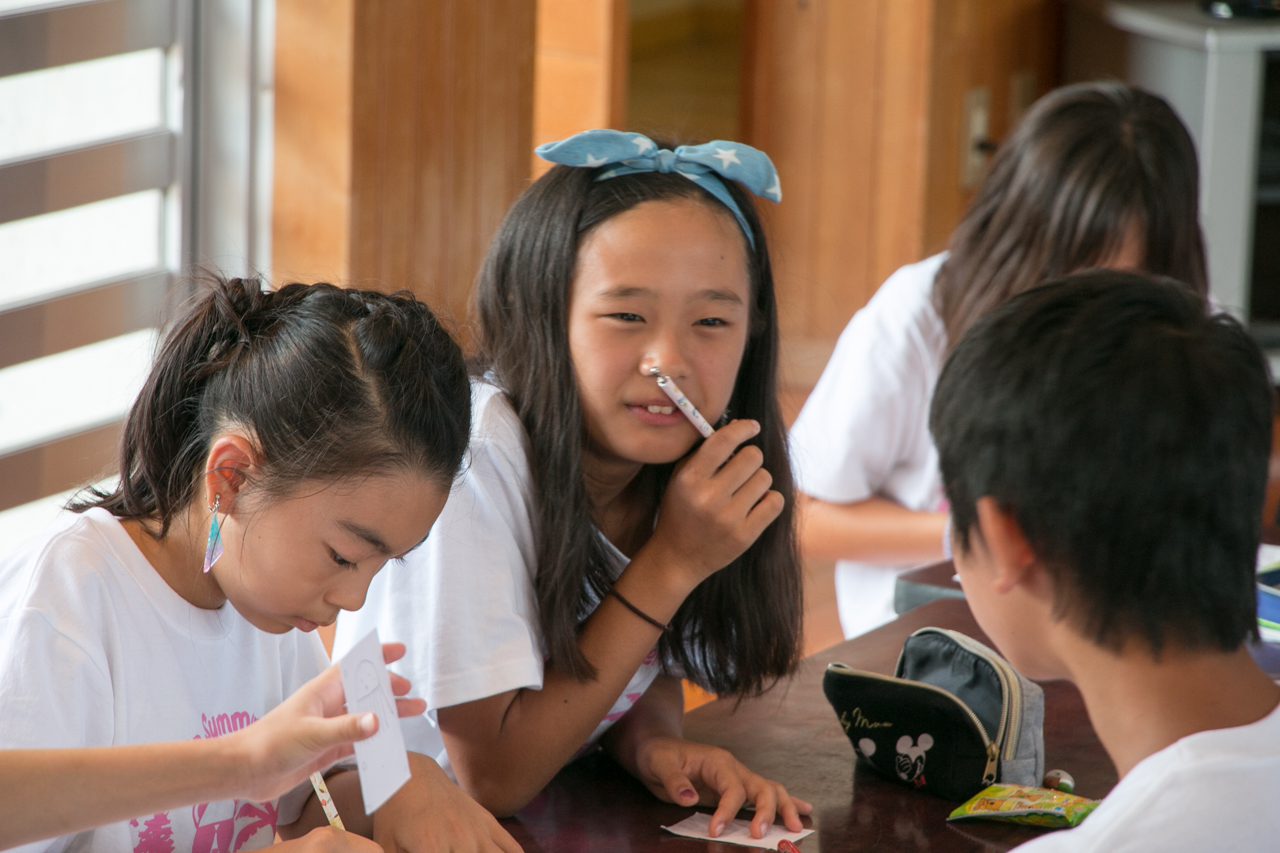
641;369;784;588
230;643;425;806
0;645;424;851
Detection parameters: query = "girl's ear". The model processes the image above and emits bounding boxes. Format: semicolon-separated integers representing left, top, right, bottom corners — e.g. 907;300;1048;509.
203;434;260;512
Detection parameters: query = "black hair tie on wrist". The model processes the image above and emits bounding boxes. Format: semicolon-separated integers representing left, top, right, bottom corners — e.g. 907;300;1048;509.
606;587;668;632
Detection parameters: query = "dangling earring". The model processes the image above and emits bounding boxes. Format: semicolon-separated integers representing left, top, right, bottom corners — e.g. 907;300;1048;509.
203;495;224;573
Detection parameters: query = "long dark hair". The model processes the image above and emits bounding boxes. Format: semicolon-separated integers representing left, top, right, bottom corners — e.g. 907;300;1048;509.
74;277;471;534
474;165;803;696
934;81;1208;345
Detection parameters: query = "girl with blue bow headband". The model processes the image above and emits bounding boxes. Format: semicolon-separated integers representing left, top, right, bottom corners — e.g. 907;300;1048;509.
335;130;811;839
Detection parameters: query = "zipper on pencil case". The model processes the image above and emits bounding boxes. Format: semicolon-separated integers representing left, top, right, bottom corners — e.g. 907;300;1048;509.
912;628;1025;764
826;662;1000;784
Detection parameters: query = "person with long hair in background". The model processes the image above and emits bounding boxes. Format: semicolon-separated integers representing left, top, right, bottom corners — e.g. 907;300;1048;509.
790;81;1209;638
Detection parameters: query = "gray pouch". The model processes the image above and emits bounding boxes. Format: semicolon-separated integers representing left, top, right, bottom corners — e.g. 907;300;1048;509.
896;628;1045;787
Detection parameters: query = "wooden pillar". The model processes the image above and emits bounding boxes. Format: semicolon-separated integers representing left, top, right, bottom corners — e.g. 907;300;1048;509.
532;0;629;179
273;1;536;330
271;0;355;286
348;1;536;327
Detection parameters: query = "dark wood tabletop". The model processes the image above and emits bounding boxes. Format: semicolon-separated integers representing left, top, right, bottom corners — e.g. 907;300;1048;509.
502;598;1116;852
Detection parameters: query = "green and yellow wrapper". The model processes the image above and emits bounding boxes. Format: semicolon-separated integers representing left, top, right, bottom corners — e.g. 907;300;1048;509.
948;784;1099;829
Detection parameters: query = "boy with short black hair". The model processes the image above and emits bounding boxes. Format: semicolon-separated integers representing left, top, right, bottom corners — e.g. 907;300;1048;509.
930;270;1280;851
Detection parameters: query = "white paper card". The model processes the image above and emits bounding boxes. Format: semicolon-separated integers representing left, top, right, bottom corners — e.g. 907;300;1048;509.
339;628;412;814
661;812;814;849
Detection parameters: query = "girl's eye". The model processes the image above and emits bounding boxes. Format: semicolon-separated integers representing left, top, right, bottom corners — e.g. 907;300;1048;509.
330;549;357;570
695;317;728;327
609;312;644;322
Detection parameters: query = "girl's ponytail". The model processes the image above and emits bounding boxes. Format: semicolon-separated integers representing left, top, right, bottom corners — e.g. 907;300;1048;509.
81;279;267;534
73;277;470;535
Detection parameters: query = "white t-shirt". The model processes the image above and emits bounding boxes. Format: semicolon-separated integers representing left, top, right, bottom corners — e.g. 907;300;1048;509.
334;380;660;776
789;253;949;638
0;508;330;853
1013;699;1280;852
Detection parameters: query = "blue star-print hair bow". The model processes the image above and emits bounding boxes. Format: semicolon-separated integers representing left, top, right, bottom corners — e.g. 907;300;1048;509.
534;129;782;247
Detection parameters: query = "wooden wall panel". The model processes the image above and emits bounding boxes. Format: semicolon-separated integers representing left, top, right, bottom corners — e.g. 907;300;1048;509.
271;0;354;285
273;0;1059;367
871;1;933;290
743;0;1059;373
532;0;629;179
741;0;827;344
808;0;884;341
347;1;536;330
923;0;1061;254
743;0;931;348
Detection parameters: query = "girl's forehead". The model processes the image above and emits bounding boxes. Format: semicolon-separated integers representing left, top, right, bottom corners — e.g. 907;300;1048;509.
573;199;749;296
581;197;742;251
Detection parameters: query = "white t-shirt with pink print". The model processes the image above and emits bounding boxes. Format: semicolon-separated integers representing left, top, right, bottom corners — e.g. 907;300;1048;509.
0;507;330;853
333;380;661;778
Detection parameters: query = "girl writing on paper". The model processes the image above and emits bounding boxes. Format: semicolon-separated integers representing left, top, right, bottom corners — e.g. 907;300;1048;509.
0;655;411;851
0;278;520;853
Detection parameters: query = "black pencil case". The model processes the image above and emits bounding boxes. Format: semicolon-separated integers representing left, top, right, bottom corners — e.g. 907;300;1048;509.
823;627;1044;802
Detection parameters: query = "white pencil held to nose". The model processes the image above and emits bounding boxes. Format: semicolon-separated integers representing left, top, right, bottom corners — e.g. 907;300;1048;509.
648;367;715;438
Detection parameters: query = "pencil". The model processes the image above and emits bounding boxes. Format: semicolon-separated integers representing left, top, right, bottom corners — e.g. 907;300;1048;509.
649;368;715;438
309;771;346;830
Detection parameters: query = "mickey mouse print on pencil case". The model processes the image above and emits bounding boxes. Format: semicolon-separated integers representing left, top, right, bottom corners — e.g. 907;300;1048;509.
895;734;934;788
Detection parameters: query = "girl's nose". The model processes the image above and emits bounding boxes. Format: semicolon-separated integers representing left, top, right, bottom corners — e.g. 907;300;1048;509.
641;340;690;380
328;573;371;613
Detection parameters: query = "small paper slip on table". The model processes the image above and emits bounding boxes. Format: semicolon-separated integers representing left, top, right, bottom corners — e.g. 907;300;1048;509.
662;813;814;849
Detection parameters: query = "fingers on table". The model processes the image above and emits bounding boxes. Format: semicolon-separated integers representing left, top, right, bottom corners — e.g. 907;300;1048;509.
709;778;748;837
745;780;779;837
769;781;810;832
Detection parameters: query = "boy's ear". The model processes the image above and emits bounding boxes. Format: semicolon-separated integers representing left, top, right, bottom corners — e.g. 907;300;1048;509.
973;497;1039;594
203;434;260;512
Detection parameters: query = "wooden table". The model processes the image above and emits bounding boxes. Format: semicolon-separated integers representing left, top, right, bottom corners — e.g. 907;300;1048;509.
502;599;1116;851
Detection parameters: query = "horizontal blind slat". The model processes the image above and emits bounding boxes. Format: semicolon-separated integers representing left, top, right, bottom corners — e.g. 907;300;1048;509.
0;327;156;458
0;131;175;224
0;0;174;77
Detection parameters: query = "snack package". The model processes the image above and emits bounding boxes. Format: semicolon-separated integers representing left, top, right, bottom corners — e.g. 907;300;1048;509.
948;783;1099;829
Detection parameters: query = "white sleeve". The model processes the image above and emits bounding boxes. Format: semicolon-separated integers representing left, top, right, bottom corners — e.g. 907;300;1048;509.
0;610;114;853
789;274;938;504
334;400;544;732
